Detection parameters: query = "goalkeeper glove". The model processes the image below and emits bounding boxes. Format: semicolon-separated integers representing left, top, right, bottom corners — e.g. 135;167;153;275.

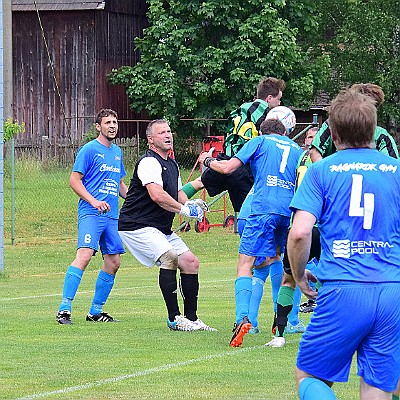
179;203;204;222
185;199;209;212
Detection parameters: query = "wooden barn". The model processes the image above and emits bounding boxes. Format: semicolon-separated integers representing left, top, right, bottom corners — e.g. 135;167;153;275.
11;0;149;158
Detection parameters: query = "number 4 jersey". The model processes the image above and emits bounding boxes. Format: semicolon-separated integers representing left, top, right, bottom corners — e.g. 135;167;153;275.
290;148;400;283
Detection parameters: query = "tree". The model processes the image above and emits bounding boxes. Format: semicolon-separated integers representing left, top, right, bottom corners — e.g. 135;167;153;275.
108;0;330;135
312;0;400;135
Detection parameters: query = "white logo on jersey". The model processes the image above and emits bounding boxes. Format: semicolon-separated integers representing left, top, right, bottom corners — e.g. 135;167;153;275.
332;239;393;257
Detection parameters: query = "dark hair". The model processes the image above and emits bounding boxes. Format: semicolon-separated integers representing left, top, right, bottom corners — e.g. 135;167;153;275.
329;89;376;147
260;118;287;136
146;119;169;137
257;77;286;99
95;109;118;124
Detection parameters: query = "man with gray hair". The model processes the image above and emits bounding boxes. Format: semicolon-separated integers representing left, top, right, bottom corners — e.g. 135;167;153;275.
119;119;215;332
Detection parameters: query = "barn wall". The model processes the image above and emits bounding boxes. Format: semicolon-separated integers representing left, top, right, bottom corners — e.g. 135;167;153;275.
94;7;149;138
13;10;97;146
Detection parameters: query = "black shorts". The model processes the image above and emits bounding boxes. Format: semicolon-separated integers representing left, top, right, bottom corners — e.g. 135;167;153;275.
201;153;254;212
283;226;320;275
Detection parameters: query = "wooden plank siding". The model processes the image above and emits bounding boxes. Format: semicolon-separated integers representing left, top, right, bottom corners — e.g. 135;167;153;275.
11;0;148;157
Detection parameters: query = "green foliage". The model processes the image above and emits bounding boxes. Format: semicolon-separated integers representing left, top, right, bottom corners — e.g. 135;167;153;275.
4;117;25;141
82;123;99;144
312;0;400;130
108;0;330;135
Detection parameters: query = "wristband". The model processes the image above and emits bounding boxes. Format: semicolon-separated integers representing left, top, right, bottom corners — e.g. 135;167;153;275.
203;156;216;168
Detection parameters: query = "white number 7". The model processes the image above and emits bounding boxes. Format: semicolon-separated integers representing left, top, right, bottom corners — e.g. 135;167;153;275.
276;143;290;173
349;174;374;229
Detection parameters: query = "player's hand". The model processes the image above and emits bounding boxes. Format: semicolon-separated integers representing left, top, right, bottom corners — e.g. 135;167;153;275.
179;203;204;222
198;147;215;164
93;200;110;214
295;269;318;300
185;199;209;212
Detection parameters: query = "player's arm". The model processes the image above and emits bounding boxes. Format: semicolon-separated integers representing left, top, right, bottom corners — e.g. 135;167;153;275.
119;179;128;199
287;210;318;300
198;152;243;174
69;171;110;213
146;183;204;220
146;183;183;213
309;147;322;163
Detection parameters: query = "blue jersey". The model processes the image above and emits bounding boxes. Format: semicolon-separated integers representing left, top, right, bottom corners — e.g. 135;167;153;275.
235;134;302;217
291;148;400;283
73;139;126;219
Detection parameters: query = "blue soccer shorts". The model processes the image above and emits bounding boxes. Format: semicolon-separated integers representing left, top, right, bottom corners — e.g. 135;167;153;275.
239;213;290;258
297;281;400;392
77;214;125;255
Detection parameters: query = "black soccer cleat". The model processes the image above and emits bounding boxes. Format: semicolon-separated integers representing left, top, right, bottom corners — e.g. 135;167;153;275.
299;299;316;313
86;312;119;322
56;310;72;325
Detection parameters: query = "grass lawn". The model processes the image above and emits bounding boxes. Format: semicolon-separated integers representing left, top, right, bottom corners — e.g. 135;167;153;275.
1;162;360;399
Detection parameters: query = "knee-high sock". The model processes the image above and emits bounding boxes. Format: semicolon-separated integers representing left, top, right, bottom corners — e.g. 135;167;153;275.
269;260;283;313
159;268;180;321
288;285;302;326
299;377;337;400
248;266;269;328
59;266;83;312
276;286;294;337
179;273;199;321
234;276;252;324
89;270;115;315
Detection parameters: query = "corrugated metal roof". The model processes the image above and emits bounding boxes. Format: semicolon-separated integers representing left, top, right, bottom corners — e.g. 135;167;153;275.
12;0;105;11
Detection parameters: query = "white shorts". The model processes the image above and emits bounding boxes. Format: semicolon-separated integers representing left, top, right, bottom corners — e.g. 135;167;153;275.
119;227;190;267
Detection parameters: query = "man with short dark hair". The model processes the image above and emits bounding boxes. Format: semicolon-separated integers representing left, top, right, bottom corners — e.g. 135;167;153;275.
56;109;127;324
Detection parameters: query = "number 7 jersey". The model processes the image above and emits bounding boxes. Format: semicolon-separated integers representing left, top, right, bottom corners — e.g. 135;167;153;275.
290;148;400;283
235;134;303;217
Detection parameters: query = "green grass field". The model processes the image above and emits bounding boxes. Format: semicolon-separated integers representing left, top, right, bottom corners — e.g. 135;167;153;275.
1;163;360;399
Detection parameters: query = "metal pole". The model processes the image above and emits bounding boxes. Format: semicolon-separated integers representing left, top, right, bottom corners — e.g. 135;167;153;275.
0;0;4;272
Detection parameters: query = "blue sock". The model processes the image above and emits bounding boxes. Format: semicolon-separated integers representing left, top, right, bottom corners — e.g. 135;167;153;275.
299;377;337;400
288;285;302;326
59;266;84;312
234;276;252;324
269;260;283;313
248;266;269;328
89;270;115;315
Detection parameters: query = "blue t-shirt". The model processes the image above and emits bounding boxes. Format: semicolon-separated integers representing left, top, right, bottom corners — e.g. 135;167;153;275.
290;148;400;283
73;139;126;219
235;134;302;217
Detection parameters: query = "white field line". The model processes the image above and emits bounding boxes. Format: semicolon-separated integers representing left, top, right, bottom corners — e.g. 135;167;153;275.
0;279;230;302
16;345;265;400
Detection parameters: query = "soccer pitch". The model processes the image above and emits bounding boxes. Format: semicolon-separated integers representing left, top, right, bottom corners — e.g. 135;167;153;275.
1;229;361;399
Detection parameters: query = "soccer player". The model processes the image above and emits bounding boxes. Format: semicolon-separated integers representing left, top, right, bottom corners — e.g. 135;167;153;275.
309;83;398;162
200;76;285;212
266;127;320;347
199;116;303;347
56;109;128;324
237;119;288;334
288;89;400;399
118;119;215;332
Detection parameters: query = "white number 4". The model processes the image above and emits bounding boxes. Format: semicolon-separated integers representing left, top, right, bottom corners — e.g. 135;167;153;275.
349;174;374;229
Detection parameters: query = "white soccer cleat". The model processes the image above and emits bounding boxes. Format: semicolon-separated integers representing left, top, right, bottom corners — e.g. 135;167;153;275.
167;315;195;331
264;336;286;348
191;319;217;331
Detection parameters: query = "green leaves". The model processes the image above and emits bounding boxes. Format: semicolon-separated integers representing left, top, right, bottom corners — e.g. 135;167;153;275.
108;0;330;134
